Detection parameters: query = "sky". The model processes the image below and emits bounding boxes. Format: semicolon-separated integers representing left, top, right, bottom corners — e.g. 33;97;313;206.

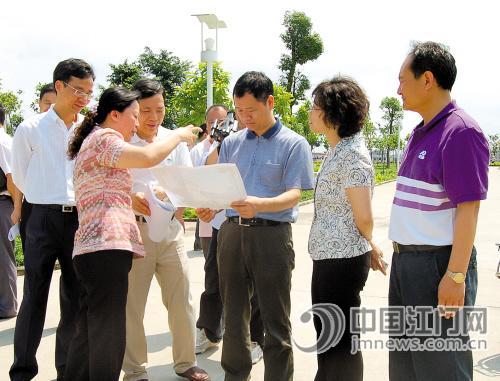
1;0;499;137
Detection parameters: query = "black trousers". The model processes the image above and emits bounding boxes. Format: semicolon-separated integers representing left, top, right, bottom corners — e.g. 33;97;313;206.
311;253;370;381
197;227;264;346
10;205;80;381
19;200;32;251
388;247;477;381
65;249;133;381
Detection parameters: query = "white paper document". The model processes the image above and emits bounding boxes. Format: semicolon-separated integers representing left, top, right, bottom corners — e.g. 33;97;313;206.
143;184;177;242
8;223;20;241
151;163;247;209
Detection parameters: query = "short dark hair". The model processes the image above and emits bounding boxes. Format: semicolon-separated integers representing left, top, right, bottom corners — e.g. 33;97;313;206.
205;104;229;119
312;76;369;138
53;58;95;86
408;41;457;91
132;78;164;100
39;83;56;100
233;71;274;103
0;103;5;126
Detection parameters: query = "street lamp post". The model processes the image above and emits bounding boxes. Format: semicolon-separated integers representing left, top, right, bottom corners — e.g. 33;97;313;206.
192;14;227;109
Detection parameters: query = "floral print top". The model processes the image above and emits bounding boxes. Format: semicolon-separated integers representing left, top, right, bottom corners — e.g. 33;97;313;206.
73;127;144;257
308;133;374;260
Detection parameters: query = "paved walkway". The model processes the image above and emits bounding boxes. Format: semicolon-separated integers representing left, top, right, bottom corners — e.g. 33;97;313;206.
1;168;499;380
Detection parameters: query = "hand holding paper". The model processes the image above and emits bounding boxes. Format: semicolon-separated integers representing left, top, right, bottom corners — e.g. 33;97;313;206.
151;163;246;209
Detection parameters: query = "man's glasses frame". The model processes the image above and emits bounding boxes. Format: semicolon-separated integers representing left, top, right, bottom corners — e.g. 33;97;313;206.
63;81;93;101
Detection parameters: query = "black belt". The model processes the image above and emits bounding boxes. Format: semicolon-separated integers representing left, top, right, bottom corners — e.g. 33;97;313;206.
0;195;12;201
34;204;77;213
227;216;286;227
392;242;451;254
135;215;147;223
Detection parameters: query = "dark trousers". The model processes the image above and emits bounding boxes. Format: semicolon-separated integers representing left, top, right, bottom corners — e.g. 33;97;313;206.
388;246;478;381
194;219;201;250
10;205;80;381
311;253;370;381
0;197;16;318
197;227;264;346
65;250;133;381
19;200;32;251
218;221;294;381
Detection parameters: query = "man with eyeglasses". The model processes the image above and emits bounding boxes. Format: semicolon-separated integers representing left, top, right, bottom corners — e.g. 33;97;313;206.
10;58;95;381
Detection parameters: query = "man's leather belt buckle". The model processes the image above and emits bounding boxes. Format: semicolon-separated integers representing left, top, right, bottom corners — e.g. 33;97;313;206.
62;205;74;213
239;216;250;227
392;241;450;254
392;241;399;254
228;216;282;227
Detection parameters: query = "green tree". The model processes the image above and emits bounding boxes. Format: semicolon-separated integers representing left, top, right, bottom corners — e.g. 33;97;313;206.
137;47;191;100
107;47;191;127
170;62;231;126
362;118;377;159
273;84;294;127
278;11;323;108
295;101;319;149
108;60;143;90
379;97;403;167
272;91;319;150
0;79;23;135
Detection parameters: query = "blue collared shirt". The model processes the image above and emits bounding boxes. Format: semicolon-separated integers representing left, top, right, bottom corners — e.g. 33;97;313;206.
218;118;314;222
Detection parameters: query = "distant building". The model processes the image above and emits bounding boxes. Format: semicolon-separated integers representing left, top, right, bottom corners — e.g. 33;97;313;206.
312;146;326;162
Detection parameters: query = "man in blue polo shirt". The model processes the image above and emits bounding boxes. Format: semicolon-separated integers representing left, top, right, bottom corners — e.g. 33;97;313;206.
199;71;313;381
388;41;489;381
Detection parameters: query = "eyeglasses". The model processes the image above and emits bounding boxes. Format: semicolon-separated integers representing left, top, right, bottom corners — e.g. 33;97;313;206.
63;82;93;101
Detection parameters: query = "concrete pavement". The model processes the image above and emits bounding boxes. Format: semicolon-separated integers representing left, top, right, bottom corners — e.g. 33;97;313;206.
1;168;499;380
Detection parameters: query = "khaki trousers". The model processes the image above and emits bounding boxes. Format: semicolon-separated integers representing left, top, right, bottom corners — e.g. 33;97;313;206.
122;222;196;380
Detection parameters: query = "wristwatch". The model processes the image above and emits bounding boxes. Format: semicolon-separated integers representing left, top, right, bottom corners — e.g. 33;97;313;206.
446;270;466;284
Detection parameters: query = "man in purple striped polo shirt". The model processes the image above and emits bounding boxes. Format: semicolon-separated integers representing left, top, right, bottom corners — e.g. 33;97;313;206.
388;41;489;381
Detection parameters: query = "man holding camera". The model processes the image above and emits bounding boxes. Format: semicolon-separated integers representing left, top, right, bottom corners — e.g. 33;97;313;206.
190;105;228;257
198;71;314;381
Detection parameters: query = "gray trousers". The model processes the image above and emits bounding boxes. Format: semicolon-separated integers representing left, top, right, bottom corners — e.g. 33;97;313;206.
0;197;16;318
218;220;295;381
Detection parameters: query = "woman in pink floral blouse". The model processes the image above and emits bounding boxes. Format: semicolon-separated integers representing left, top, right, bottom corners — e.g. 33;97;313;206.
64;87;199;381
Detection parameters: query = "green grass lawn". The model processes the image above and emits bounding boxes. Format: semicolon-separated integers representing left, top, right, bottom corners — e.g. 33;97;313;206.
374;162;398;184
15;237;23;267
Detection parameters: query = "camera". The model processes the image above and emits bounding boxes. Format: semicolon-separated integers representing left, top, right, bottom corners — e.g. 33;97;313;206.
210;111;239;143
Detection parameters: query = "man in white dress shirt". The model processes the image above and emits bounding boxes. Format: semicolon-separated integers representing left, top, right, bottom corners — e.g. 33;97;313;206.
0;103;18;320
122;79;210;381
10;58;95;381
